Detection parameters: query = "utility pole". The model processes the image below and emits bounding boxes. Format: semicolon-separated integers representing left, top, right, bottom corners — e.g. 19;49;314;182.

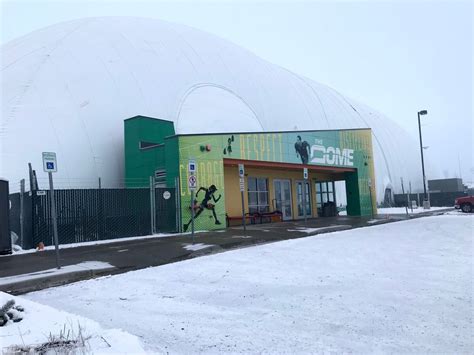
417;110;430;209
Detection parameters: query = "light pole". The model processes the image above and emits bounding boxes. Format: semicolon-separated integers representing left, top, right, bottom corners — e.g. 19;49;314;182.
417;109;429;209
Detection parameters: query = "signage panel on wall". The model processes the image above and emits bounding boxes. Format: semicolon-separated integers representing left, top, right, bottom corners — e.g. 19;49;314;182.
188;175;197;190
188;159;196;174
239;177;245;192
238;164;245;177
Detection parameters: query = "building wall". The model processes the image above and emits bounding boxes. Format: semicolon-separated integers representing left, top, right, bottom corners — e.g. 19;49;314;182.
123;118;377;231
124;116;176;188
174;128;376;231
428;178;464;193
224;165;340;219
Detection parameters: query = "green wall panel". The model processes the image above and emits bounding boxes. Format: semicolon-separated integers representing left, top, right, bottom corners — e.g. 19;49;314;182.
124;116;175;188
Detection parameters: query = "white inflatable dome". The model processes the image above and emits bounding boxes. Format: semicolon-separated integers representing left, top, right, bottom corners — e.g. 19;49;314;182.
1;17;428;201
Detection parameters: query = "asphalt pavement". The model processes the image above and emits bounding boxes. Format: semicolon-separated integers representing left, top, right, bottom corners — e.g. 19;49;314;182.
0;209;452;294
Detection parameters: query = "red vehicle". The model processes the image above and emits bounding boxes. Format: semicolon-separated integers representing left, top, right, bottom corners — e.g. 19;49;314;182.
455;195;473;213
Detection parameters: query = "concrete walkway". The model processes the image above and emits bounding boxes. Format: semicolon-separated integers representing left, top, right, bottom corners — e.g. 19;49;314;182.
0;208;453;294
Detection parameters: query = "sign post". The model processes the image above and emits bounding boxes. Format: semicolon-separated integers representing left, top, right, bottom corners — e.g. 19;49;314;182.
188;160;197;244
408;181;413;213
368;178;374;219
303;168;308;224
400;177;408;216
42;152;60;269
238;164;246;235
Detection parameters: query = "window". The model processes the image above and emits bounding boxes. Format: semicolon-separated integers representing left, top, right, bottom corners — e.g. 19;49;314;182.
139;141;163;150
315;181;336;215
247;177;269;213
296;181;311;217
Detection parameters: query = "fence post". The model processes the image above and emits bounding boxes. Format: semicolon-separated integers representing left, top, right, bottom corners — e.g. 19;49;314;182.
20;179;25;248
150;176;155;234
98;177;103;241
48;172;61;269
400;178;408;216
175;176;181;233
0;179;12;255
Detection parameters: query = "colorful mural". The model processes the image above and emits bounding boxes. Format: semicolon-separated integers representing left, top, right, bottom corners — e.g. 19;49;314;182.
176;129;376;231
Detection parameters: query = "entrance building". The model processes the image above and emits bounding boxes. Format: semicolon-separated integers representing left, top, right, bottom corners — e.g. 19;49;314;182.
125;116;377;231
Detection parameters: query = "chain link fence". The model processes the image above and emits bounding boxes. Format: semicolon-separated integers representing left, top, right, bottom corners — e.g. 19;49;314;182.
9;185;179;249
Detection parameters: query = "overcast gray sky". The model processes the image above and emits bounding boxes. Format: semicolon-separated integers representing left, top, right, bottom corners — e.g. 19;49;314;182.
1;0;473;182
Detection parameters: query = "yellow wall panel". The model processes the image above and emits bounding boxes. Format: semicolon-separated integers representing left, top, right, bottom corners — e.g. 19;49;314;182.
224;165;343;220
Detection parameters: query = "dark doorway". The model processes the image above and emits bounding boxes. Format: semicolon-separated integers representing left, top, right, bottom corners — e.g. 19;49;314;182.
315;181;336;217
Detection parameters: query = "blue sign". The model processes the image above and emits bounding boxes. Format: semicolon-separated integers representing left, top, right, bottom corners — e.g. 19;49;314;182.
46;162;55;170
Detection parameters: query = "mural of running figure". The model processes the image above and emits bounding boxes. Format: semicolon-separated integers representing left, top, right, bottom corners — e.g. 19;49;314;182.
294;135;310;164
183;184;222;231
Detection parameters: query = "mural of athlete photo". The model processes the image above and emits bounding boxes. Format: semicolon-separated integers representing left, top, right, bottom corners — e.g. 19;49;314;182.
223;135;235;155
184;184;222;231
294;135;310;164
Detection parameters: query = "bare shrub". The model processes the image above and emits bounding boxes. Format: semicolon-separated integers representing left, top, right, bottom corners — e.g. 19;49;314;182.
4;322;91;355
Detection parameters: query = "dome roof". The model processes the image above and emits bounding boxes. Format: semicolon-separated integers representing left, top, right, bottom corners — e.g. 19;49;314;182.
1;17;425;200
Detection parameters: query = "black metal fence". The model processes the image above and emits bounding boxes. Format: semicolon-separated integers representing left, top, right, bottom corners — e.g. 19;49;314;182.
154;188;177;233
9;187;178;249
0;180;12;255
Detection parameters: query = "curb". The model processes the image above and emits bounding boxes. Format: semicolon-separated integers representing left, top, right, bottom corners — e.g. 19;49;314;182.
0;266;116;295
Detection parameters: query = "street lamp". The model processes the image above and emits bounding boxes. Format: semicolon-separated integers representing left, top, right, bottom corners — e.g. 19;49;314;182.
417;109;429;209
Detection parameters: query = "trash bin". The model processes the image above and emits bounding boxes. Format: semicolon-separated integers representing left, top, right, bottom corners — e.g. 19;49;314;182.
322;201;337;217
0;179;12;255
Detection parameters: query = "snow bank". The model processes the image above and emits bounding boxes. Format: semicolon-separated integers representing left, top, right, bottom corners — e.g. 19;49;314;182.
0;291;145;353
0;261;113;287
26;214;473;353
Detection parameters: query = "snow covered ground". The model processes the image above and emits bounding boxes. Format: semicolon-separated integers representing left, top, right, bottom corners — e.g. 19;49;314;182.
0;291;145;353
25;214;472;353
378;206;450;214
339;206;449;216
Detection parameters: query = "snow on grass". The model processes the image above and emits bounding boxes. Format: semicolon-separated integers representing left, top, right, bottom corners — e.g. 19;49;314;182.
0;261;113;287
366;219;382;224
26;214;473;353
182;243;214;251
287;227;329;233
0;291;145;353
287;225;351;233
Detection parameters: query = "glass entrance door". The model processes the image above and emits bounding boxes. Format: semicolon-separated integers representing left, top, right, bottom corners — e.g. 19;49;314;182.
315;181;336;216
296;180;311;218
273;179;292;220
